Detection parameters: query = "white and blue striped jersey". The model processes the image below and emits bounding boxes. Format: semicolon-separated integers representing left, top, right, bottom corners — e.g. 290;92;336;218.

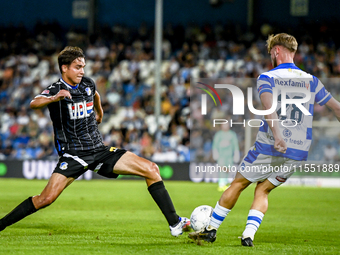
255;63;332;161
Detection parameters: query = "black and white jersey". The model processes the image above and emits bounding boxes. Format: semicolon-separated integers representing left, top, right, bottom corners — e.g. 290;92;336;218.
36;77;104;154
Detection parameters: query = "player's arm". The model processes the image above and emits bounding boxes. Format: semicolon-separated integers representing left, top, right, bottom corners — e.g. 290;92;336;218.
30;90;72;109
94;91;103;124
325;97;340;122
260;92;287;153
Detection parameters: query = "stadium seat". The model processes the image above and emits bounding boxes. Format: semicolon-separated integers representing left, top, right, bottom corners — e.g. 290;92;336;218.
224;59;235;73
235;59;245;72
215;59;225;72
191;67;200;79
205;60;216;73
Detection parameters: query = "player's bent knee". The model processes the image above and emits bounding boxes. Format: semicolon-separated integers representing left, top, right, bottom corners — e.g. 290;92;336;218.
149;162;160;175
146;162;161;180
34;194;57;209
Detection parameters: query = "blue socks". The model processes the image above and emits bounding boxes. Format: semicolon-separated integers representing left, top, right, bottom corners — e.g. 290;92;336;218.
208;202;231;230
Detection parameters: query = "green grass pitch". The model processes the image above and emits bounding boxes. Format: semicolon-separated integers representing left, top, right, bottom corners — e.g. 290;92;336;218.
0;179;339;254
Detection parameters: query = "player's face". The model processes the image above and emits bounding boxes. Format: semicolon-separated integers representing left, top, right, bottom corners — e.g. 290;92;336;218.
270;47;278;68
62;57;85;86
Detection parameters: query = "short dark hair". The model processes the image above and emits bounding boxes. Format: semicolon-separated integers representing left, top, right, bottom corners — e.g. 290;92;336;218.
58;46;85;73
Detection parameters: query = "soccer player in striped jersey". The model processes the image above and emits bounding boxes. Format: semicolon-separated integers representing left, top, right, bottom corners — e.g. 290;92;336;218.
0;46;189;237
189;33;340;246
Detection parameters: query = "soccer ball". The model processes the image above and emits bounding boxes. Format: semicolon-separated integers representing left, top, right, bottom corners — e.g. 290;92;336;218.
190;205;213;232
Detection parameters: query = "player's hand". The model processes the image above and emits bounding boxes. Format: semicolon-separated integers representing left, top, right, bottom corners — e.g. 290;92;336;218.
96;114;103;124
52;90;72;102
274;138;287;153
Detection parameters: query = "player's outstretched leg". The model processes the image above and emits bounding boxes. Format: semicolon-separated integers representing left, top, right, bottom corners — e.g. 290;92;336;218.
240;179;276;246
113;151;190;236
189;173;251;243
0;197;37;232
0;173;74;232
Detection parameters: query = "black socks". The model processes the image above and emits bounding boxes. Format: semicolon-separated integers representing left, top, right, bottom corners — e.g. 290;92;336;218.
0;183;180;231
0;197;38;231
148;181;180;226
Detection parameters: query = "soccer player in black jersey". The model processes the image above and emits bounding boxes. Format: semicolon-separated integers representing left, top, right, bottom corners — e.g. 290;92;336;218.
0;46;189;237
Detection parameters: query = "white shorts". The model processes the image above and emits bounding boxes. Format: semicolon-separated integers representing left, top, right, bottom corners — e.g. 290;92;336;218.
238;146;301;186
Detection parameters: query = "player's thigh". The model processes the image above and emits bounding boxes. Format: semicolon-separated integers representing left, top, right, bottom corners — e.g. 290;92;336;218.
41;173;75;196
33;173;75;207
35;152;87;205
229;171;252;189
113;151;158;177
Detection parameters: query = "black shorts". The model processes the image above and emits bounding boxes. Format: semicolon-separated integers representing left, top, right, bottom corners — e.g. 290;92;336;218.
53;146;127;179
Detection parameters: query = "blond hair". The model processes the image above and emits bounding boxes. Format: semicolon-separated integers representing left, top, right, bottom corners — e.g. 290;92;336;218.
266;33;298;53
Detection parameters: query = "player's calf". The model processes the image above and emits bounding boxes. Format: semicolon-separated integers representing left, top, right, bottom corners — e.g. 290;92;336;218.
0;221;6;231
147;181;182;230
32;194;58;209
0;197;38;231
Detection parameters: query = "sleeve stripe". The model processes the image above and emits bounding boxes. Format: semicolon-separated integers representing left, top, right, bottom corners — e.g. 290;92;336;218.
34;95;50;99
311;76;319;93
258;74;270;81
316;92;330;105
258;74;275;87
258;84;272;89
259;89;273;95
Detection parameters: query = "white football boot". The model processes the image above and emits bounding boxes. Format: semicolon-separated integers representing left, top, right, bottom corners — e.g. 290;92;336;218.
169;217;191;237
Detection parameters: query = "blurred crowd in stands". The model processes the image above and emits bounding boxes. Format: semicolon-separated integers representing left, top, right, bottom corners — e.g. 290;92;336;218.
1;21;340;162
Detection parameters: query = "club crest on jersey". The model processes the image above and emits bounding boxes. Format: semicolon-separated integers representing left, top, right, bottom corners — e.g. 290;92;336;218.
85;87;91;96
60;162;68;170
283;128;292;138
67;101;94;119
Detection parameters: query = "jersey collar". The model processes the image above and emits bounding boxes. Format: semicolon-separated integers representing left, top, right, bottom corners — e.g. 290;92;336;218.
60;78;79;89
271;63;299;71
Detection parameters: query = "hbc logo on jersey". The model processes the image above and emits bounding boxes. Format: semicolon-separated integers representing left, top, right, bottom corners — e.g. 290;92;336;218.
67;101;93;119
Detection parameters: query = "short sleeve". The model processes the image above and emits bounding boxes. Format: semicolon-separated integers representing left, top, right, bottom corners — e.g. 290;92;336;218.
35;84;59;98
257;74;274;96
314;78;332;106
